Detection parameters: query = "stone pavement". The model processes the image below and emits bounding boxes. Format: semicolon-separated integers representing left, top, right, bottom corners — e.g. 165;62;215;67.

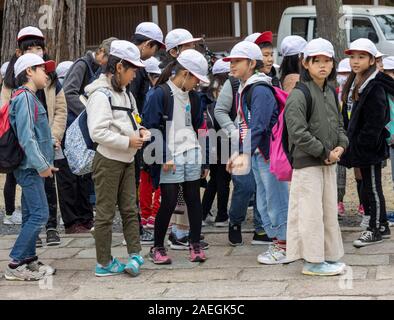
1;227;394;300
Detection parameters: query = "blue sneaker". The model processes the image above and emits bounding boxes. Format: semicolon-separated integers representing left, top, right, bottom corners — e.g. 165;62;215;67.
95;258;126;277
125;254;144;277
387;212;394;226
302;262;345;276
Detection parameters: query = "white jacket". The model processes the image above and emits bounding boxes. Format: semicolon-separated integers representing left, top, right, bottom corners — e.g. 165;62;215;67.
85;74;141;163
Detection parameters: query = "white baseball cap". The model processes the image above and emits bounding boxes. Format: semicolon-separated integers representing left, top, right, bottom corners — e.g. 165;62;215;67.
337;58;351;73
223;41;263;62
345;38;378;57
177;49;209;83
280;35;307;57
383;56;394;71
212;59;231;75
1;62;9;78
303;38;335;59
110;40;145;68
165;29;202;52
376;51;387;59
144;56;161;75
56;61;73;79
17;26;44;42
135;22;165;48
14;53;56;78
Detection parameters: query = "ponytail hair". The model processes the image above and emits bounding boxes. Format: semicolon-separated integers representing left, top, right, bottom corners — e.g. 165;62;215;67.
156;59;187;86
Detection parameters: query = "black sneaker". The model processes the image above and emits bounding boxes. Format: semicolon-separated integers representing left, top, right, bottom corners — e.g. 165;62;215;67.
140;229;154;246
380;223;391;239
251;231;273;245
228;224;243;246
353;229;383;248
46;229;61;247
36;237;43;248
168;233;189;250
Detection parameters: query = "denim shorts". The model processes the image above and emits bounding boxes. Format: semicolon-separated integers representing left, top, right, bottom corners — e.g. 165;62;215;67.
160;148;202;184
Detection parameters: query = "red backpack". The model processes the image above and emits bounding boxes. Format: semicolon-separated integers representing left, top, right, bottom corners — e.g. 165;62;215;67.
0;89;36;173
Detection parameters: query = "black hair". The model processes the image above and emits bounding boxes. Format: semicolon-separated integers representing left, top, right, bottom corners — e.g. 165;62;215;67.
4;36;46;89
258;42;273;50
15;66;38;87
255;60;264;72
279;54;301;83
131;33;161;50
207;72;229;98
156;59;187;86
300;56;337;83
105;54;137;92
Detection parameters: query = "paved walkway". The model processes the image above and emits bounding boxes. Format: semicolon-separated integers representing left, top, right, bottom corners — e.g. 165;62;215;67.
1;227;394;300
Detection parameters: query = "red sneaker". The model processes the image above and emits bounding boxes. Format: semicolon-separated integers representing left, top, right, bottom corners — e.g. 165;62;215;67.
146;216;156;229
338;202;345;217
189;243;207;263
358;204;365;216
149;247;172;265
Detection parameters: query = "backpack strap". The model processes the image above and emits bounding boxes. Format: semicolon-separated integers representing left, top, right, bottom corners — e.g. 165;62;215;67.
158;83;172;133
229;76;240;121
189;90;202;133
294;82;313;122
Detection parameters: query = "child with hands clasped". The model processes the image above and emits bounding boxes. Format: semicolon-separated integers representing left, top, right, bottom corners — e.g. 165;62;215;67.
285;38;349;276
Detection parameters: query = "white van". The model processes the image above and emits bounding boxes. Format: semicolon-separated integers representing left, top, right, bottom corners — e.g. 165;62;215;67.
276;5;394;64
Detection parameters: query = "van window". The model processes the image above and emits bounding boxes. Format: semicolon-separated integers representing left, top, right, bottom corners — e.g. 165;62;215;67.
376;14;394;41
291;18;308;40
350;18;377;42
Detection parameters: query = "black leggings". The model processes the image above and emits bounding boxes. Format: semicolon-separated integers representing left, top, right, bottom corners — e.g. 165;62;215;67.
360;164;387;229
4;173;17;215
154;180;202;247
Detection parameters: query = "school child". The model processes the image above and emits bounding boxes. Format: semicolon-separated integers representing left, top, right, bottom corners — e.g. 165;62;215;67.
5;53;58;281
86;40;148;277
225;41;289;264
341;39;394;248
56;61;73;86
2;26;67;246
201;59;232;227
245;31;281;87
285;38;348;276
376;51;386;72
61;37;117;235
279;35;307;93
142;49;209;264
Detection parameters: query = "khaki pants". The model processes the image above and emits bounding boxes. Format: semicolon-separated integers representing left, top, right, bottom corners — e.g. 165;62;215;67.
92;152;141;266
286;165;344;263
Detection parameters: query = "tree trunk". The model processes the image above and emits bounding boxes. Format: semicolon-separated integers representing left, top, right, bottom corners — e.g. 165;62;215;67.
315;0;347;62
1;0;86;64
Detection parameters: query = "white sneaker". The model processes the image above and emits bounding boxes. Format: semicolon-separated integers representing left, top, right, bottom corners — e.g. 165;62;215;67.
202;214;215;227
360;215;370;229
214;220;229;228
59;217;64;226
122;239;126;246
3;211;22;225
257;245;288;265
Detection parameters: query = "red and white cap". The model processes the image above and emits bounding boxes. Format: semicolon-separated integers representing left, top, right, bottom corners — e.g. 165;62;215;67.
303;38;335;59
135;22;165;48
345;38;378;57
223;41;263;62
244;31;273;45
110;40;145;68
17;26;45;42
177;49;209;83
165;29;202;52
14;53;55;78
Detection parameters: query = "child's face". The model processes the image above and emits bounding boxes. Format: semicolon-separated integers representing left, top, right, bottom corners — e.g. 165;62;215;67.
181;72;200;91
118;63;138;87
261;47;274;74
141;41;159;60
230;58;254;81
376;57;384;71
384;70;394;79
349;51;375;74
24;46;44;58
96;48;109;66
28;65;49;89
169;42;196;59
303;55;334;82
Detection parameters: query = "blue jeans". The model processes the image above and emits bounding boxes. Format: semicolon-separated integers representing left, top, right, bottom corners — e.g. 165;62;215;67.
229;168;264;233
10;169;49;262
252;153;289;240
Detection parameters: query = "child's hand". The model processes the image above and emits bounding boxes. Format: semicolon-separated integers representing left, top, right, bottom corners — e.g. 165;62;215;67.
39;166;59;178
129;135;144;149
163;160;176;173
325;150;341;165
139;128;151;142
54;139;61;150
201;169;209;179
333;146;345;158
230;154;250;175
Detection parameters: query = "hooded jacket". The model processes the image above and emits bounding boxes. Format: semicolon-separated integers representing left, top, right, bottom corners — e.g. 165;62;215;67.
340;71;394;168
85;74;142;164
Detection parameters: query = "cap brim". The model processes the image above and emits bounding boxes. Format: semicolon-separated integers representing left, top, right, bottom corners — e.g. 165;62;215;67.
255;33;273;45
191;71;209;84
345;49;375;56
223;55;249;62
125;59;145;68
179;38;202;46
43;60;56;74
17;34;45;42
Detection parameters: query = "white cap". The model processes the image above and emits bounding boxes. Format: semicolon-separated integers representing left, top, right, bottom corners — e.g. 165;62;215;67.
17;26;44;41
165;29;202;52
56;61;73;79
1;62;9;78
177;49;209;83
144;57;161;75
280;35;307;57
376;51;387;59
212;59;231;75
383;56;394;70
303;38;335;59
337;58;351;73
223;41;263;62
110;40;145;68
135;22;165;48
14;53;56;78
345;38;378;57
